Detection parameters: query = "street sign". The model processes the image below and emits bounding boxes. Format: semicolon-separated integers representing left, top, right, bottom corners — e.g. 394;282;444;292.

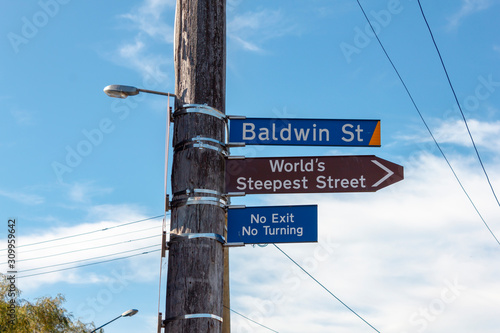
229;117;381;147
226;155;403;194
227;205;318;244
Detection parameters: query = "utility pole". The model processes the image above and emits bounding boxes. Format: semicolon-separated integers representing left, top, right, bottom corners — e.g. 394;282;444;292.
164;0;226;332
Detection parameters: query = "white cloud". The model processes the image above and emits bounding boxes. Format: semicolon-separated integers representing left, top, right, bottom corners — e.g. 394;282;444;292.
228;151;500;332
67;182;113;203
433;119;500;151
10;108;35;126
120;0;175;44
229;34;263;53
116;36;170;84
1;206;164;292
447;0;492;30
228;9;299;53
0;188;44;205
86;203;147;222
110;0;174;83
7;151;500;331
398;118;500;152
227;0;243;14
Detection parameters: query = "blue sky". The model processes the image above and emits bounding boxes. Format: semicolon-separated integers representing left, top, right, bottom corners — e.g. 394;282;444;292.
1;0;500;332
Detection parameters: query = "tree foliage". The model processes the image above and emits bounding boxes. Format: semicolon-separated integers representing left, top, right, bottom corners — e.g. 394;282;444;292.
0;273;99;333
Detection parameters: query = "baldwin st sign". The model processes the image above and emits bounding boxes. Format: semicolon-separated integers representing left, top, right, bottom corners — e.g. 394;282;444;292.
229;117;381;147
226;155;403;194
227;205;318;244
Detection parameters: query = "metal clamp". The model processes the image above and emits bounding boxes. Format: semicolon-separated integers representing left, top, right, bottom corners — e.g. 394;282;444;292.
173;104;227;122
165;194;170;212
169;232;225;245
161;231;168;258
224;242;245;247
226;192;246;197
164;313;223;324
227;205;246;209
227;142;246;148
171;188;228;209
174;189;223;197
227;115;246;120
158;312;164;331
174;136;228;156
171;196;228;209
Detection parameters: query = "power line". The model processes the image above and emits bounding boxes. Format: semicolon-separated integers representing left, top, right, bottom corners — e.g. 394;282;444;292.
0;234;160;265
15;249;279;333
16;249;160;279
17;244;161;274
224;305;279;333
355;0;500;247
8;225;161;255
15;247;277;333
1;215;164;250
273;244;381;333
416;0;500;208
14;241;278;333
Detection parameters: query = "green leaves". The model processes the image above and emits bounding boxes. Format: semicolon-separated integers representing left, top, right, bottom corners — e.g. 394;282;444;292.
0;274;96;333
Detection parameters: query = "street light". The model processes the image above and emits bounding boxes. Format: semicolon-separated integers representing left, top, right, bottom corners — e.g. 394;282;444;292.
103;84;175;99
90;309;139;333
103;85;173;333
103;85;175;332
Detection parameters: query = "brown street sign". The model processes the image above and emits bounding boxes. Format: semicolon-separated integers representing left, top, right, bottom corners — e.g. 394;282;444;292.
226;155;403;194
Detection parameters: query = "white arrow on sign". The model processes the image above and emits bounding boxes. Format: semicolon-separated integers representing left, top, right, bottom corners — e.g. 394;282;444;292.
371;160;394;187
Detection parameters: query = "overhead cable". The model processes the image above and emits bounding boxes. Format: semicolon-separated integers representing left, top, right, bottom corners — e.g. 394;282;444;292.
10;225;161;255
416;0;500;208
224;305;279;333
274;244;381;333
355;0;500;247
1;215;164;250
0;234;160;265
16;249;160;279
17;244;161;274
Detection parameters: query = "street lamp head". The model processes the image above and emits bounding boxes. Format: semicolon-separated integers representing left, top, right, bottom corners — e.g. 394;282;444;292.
121;309;139;317
90;309;139;332
104;84;175;99
103;85;140;99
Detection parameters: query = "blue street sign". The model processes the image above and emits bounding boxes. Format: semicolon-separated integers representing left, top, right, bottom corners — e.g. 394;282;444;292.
227;205;318;244
229;117;381;147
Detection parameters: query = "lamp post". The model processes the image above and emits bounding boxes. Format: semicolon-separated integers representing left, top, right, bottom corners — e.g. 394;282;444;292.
103;84;174;332
90;309;138;333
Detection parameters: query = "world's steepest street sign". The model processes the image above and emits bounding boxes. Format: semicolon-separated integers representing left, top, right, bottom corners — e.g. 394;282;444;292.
227;205;318;244
229;117;381;147
226;155;403;194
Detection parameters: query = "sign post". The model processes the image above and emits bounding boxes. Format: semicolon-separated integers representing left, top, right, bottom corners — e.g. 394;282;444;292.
226;155;403;194
229;117;381;147
227;205;318;244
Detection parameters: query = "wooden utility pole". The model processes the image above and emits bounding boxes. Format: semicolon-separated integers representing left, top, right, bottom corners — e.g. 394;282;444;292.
165;0;226;332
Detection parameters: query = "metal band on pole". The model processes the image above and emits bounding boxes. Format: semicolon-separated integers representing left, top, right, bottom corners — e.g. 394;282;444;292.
164;313;223;323
170;196;228;209
174;136;228;156
227;115;246;120
174;188;224;197
173;104;227;122
171;188;228;209
169;233;226;245
224;242;245;247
